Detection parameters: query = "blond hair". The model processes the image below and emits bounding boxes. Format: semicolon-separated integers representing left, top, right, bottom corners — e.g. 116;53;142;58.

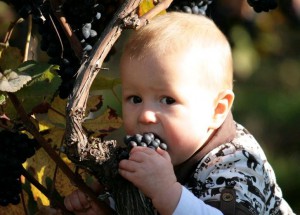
122;12;233;91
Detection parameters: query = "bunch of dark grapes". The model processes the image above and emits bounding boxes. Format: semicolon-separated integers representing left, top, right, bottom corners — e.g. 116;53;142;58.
8;0;122;99
36;4;80;99
118;133;168;160
247;0;277;12
167;0;213;16
0;130;37;206
61;0;114;54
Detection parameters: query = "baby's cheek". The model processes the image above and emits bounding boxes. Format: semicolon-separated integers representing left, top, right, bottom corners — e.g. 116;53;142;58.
168;147;188;166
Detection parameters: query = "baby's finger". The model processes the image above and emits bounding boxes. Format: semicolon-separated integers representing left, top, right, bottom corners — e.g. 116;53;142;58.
156;147;171;161
119;158;142;173
64;190;89;211
64;194;77;212
128;149;153;163
130;146;158;157
118;168;135;182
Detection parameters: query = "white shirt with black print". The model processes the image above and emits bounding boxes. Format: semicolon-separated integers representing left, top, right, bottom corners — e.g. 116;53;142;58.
177;122;295;215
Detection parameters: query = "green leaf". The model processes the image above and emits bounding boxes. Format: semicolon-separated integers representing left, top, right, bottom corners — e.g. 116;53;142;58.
17;60;59;78
0;94;6;105
91;75;121;91
15;61;61;109
0;46;23;70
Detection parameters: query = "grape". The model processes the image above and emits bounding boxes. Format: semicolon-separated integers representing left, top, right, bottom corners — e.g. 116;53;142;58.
168;0;213;16
0;130;37;206
118;133;168;163
123;133;168;151
82;23;92;39
247;0;277;12
90;29;98;38
95;12;101;20
159;143;168;151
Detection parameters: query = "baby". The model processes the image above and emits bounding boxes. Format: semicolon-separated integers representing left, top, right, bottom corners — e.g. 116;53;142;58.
64;12;294;215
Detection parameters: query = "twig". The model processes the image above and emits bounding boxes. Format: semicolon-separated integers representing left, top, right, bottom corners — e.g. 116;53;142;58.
23;15;32;62
49;135;65;205
3;17;24;44
48;14;64;59
122;0;173;29
137;0;173;29
50;0;83;60
21;167;72;215
20;177;29;215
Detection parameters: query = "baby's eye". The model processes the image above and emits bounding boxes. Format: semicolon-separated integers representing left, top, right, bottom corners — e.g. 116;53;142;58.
161;97;176;105
129;96;142;104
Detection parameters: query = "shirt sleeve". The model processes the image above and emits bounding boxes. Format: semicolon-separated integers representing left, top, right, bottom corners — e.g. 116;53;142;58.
173;186;223;215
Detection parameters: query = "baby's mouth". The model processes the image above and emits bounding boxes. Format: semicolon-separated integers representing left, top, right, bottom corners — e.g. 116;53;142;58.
123;132;168;151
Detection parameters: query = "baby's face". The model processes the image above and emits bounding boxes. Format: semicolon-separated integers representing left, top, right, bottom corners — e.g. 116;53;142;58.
121;50;218;166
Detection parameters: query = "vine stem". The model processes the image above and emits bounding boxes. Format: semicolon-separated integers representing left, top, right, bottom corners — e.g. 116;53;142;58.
20;181;29;215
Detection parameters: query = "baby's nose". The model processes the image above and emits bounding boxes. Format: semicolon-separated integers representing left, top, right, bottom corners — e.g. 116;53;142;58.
138;109;158;124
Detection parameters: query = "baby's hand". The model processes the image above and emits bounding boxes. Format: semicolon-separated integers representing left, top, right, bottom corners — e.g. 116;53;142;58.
118;146;180;206
64;189;99;215
64;181;110;215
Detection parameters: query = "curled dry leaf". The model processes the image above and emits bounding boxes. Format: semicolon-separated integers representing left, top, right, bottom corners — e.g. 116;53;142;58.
0;69;32;92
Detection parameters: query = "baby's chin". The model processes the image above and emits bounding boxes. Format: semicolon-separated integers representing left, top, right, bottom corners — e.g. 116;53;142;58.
123;132;168;151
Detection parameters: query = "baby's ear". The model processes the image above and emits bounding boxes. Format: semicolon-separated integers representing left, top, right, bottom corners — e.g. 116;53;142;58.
210;90;234;129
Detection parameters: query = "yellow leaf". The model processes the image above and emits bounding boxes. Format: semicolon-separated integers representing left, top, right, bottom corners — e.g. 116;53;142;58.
47;96;67;128
86;95;103;114
138;0;167;16
138;0;155;16
21;127;76;207
83;107;123;132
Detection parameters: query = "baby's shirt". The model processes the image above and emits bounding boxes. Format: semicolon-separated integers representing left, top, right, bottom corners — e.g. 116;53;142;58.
173;114;294;215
